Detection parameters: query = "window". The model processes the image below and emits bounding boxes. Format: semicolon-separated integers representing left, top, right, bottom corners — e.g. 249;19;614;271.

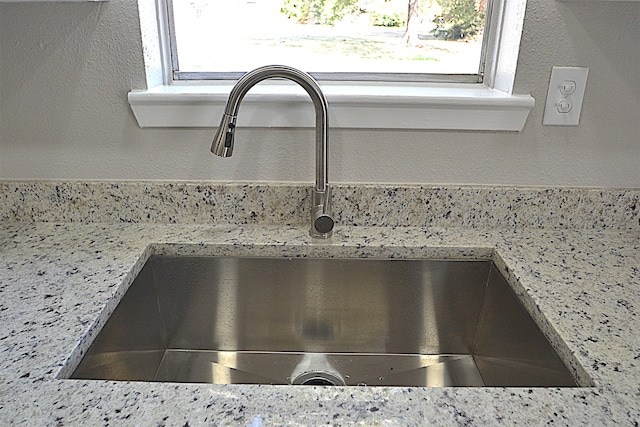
168;0;488;83
130;0;533;131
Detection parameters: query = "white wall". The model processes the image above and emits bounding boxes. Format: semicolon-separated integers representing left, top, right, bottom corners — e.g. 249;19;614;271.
0;1;639;187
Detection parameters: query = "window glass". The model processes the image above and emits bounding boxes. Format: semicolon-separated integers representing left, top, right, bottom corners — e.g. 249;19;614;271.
168;0;489;81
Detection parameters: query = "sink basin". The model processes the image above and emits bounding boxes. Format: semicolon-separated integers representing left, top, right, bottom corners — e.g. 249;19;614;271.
70;255;579;387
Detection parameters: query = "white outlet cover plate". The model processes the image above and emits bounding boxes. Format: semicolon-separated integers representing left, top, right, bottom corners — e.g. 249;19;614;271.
543;66;589;126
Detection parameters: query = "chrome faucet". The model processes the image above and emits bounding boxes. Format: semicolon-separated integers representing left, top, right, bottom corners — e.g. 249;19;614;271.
211;65;334;239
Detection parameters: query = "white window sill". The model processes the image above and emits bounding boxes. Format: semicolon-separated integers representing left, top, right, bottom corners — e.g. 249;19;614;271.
128;83;535;131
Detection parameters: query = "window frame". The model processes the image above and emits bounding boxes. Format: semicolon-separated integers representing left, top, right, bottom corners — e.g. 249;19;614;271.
166;0;488;84
130;0;534;131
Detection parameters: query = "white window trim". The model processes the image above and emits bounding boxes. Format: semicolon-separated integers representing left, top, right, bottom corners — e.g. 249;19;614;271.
130;0;533;131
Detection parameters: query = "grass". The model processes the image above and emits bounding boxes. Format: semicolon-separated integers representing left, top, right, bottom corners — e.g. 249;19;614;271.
252;34;440;62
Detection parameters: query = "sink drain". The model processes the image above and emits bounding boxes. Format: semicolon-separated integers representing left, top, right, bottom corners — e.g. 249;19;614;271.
290;354;346;386
291;371;346;386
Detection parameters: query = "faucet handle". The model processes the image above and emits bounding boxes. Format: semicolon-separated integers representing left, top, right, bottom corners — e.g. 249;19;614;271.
310;186;334;239
313;210;335;235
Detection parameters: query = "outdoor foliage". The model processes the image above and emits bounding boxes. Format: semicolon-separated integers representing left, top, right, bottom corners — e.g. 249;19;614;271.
369;11;406;27
280;0;360;25
431;0;484;40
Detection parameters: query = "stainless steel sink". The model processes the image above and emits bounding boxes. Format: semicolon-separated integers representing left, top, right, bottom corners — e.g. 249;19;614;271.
70;256;579;387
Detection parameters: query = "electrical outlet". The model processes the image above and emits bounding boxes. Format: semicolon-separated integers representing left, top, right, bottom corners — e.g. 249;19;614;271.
543;66;589;126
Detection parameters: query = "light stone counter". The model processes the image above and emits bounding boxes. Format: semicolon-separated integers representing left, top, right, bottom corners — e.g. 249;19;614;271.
0;182;638;425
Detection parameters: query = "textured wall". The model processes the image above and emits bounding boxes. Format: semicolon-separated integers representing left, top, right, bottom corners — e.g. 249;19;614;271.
0;1;639;187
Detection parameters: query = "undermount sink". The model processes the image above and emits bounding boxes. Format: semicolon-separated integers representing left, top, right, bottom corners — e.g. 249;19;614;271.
70;255;580;387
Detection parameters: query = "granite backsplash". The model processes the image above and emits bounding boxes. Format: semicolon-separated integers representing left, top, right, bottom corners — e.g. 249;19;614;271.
1;181;638;230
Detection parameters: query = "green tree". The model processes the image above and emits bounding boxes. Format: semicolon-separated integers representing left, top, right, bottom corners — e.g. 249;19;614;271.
432;0;484;40
281;0;359;25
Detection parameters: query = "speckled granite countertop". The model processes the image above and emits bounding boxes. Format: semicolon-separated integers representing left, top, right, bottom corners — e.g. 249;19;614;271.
0;182;639;425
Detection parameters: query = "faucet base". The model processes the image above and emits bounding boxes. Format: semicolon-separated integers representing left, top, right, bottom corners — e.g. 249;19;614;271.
309;227;333;239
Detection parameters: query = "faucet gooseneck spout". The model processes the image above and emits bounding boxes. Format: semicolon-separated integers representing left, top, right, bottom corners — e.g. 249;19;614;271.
211;65;334;239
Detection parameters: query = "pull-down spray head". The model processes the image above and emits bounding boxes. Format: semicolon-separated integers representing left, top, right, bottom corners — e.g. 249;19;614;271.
211;113;238;157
